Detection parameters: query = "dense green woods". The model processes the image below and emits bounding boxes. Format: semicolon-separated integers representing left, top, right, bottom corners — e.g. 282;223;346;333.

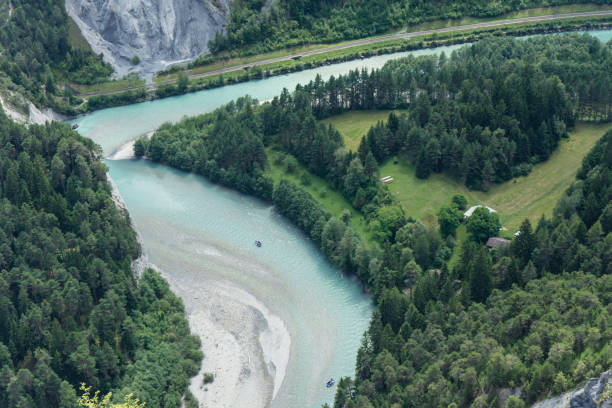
0;0;112;113
0;110;201;408
303;34;611;189
139;34;611;406
341;131;612;407
209;0;609;54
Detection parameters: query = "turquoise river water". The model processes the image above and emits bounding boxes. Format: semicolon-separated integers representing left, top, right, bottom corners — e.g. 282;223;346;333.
73;29;612;408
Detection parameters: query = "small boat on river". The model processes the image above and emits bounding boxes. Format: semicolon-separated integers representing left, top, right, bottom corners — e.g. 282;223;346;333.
255;240;262;247
326;378;335;388
71;123;79;130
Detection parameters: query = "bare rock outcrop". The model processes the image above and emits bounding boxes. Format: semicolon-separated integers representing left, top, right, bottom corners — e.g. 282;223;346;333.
532;371;611;408
66;0;230;80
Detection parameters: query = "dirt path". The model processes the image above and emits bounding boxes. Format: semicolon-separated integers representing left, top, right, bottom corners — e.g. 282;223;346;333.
75;10;612;97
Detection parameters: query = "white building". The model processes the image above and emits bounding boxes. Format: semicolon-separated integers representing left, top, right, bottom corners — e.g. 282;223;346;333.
463;205;496;219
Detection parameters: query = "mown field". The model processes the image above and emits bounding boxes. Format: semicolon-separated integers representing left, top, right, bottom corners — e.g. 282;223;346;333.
321;110;407;151
323;110;612;232
265;147;372;240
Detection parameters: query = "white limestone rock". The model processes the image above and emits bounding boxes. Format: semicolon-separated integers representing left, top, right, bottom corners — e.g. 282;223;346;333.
66;0;230;80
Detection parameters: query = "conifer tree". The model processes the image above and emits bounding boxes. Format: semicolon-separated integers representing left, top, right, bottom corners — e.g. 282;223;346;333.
469;246;492;303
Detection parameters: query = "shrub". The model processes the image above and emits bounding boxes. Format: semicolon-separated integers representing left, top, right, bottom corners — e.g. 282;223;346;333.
285;156;298;173
203;373;214;384
300;172;311;186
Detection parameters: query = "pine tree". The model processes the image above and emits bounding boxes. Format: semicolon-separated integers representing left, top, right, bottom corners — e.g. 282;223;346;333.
503;258;521;289
364;151;378;179
415;149;431;179
512;219;536;268
469;246;492;303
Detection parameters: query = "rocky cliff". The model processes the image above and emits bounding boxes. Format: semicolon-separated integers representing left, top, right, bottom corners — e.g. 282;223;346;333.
532;371;611;408
66;0;229;80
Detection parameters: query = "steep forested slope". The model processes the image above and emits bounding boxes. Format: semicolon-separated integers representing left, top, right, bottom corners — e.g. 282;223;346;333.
209;0;609;54
0;110;202;408
0;0;112;113
339;130;612;407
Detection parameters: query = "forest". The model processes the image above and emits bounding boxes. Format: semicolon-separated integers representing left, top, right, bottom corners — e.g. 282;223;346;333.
208;0;609;54
337;131;612;407
0;110;202;408
0;0;113;114
138;34;611;406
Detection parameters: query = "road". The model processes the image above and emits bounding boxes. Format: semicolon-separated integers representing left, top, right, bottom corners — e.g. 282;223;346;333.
76;10;612;97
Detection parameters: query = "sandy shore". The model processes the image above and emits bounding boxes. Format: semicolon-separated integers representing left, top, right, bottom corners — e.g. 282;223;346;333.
106;130;154;161
181;281;290;408
135;242;291;408
107;152;292;408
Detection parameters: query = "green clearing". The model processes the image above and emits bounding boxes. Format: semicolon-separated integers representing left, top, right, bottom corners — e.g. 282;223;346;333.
71;77;146;94
315;111;611;241
378;122;612;231
448;223;467;268
321;110;407;151
266;148;372;240
67;17;91;51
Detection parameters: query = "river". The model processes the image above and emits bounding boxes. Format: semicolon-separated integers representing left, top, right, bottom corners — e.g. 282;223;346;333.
72;29;612;408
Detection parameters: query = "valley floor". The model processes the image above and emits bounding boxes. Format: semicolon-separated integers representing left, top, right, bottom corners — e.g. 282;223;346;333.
71;9;612;98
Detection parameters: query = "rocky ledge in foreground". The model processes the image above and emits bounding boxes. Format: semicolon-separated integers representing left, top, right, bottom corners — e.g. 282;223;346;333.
533;370;611;408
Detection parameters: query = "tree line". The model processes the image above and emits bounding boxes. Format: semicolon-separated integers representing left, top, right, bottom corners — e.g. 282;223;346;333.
208;0;608;55
0;110;202;408
301;35;610;188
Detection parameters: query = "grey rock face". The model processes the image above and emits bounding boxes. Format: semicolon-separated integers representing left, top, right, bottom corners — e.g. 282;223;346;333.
570;371;611;408
532;371;611;408
66;0;229;80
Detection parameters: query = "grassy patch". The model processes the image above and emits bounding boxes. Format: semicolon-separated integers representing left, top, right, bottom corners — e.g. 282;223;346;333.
380;122;612;230
71;77;146;94
321;110;408;151
67;17;91;51
447;223;467;269
266;148;372;240
406;3;610;32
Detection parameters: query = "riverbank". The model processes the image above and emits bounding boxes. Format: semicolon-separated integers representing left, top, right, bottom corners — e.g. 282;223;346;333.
97;157;372;408
68;14;611;114
106;130;154;161
105;158;293;408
